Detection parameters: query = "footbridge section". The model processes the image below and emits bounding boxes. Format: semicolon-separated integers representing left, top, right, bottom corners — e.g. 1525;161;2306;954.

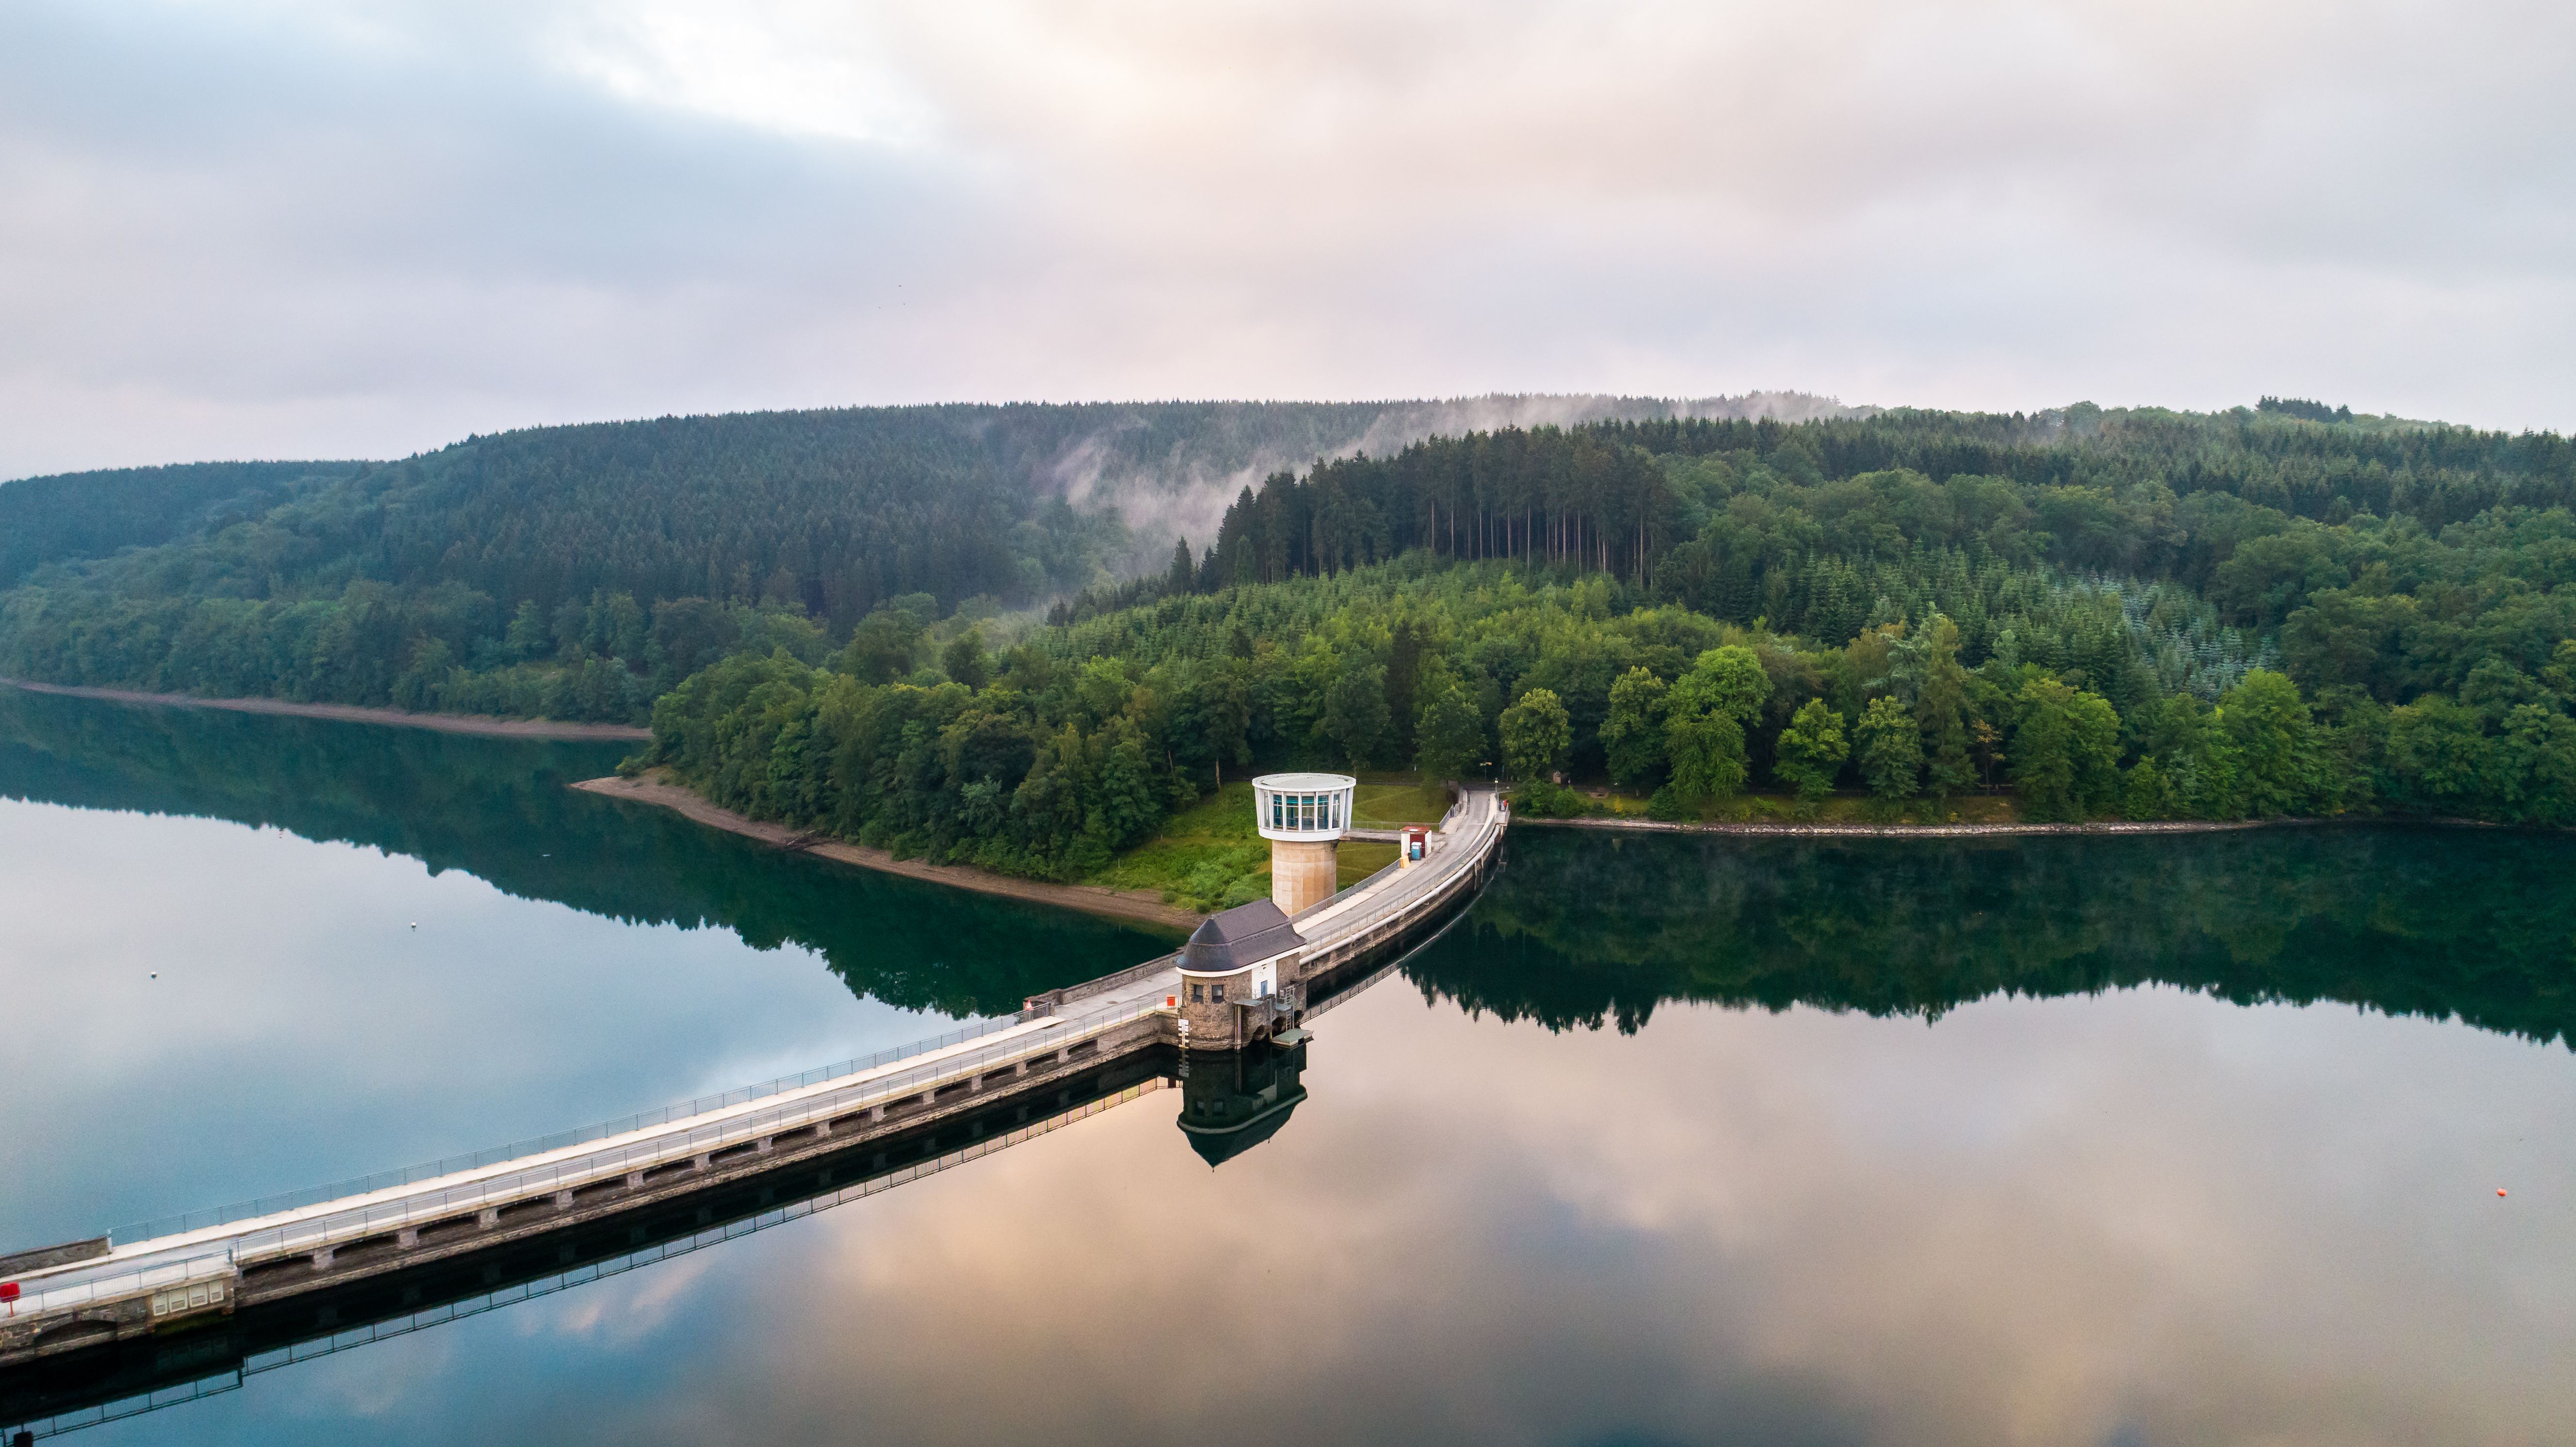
0;787;1506;1398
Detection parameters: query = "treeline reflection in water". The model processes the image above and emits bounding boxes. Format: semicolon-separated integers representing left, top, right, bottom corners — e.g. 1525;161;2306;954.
7;687;2573;1445
12;682;2569;1053
0;686;1166;1019
1408;824;2576;1050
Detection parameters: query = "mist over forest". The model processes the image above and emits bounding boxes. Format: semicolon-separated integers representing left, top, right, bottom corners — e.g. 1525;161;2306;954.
5;389;2572;861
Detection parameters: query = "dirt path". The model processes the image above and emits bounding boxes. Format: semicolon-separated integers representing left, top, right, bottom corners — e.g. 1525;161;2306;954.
0;679;652;741
572;774;1205;933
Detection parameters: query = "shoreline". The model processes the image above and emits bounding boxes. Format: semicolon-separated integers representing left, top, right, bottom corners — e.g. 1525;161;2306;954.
1519;813;2293;839
1524;811;2543;838
572;773;1205;933
0;679;652;741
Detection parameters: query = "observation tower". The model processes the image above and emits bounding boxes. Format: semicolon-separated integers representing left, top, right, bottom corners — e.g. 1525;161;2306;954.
1251;772;1356;914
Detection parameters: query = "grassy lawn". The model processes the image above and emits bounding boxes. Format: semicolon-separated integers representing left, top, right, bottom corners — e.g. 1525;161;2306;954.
1339;840;1400;886
1563;785;2026;825
1083;781;1269;913
1351;778;1452;828
1158;781;1264;841
1084;778;1432;913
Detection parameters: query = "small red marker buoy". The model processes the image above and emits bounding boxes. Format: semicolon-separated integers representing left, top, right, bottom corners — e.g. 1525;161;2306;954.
2498;1188;2509;1198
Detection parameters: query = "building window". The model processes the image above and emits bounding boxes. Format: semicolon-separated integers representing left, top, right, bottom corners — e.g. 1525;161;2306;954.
1190;983;1204;1002
1212;982;1226;1003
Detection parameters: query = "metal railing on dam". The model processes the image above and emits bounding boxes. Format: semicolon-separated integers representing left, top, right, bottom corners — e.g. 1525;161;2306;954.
6;1077;1173;1444
6;995;1164;1322
1;785;1507;1381
109;1016;1033;1245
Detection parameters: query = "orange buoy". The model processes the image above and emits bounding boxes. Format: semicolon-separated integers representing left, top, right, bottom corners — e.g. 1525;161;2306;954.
2497;1188;2509;1197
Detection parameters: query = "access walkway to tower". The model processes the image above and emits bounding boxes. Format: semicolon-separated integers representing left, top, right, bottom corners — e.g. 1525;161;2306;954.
0;786;1507;1392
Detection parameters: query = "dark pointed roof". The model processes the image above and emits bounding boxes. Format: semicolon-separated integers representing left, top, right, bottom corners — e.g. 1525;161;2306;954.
1179;898;1305;975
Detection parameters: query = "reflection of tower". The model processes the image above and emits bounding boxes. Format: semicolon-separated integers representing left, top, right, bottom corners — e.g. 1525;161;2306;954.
1253;772;1356;914
1175;1035;1310;1167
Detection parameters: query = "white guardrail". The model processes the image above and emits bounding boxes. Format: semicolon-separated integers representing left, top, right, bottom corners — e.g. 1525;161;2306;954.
8;994;1165;1322
6;787;1508;1329
111;1016;1036;1244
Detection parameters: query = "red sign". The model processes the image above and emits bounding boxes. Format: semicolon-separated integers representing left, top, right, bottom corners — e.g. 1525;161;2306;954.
0;1282;18;1303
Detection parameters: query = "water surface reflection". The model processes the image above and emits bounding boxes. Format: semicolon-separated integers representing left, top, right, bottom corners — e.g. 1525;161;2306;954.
0;689;1166;1244
61;973;2568;1447
7;695;2571;1446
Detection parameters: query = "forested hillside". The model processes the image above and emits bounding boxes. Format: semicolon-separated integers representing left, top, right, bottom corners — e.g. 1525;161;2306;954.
0;395;1818;721
633;400;2576;893
0;460;362;590
8;396;2575;853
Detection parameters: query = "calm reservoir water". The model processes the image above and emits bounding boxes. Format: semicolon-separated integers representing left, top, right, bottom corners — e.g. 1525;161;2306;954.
4;687;2572;1445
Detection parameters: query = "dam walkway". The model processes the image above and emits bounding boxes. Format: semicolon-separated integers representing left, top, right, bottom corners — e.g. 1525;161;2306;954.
0;786;1506;1379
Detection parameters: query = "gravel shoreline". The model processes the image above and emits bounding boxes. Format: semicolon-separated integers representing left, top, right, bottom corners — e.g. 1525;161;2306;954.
0;678;652;740
1517;813;2293;839
572;773;1204;932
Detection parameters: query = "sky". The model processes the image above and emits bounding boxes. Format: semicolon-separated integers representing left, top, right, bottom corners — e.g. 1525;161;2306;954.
2;0;2571;478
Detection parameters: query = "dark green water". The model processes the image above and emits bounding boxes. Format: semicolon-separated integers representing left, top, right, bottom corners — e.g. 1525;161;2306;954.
4;688;2571;1446
1414;825;2576;1048
0;686;1167;1245
0;685;1168;1018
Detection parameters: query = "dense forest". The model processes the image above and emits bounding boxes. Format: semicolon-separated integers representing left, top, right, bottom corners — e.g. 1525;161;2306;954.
0;460;363;590
6;396;2575;856
622;399;2576;883
636;553;2575;907
0;397;1784;721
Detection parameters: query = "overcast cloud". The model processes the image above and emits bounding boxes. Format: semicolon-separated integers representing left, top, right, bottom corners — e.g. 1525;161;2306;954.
2;0;2571;477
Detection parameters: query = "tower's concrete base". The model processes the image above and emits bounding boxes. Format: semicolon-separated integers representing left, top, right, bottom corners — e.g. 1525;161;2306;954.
1270;839;1338;914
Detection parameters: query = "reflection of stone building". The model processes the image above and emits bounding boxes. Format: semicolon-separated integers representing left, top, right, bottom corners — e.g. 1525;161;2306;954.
1175;1036;1309;1167
1177;898;1304;1049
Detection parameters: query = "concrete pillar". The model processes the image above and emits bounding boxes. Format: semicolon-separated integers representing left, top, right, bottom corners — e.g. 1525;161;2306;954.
310;1245;334;1270
755;1136;773;1154
625;1170;644;1190
817;1118;832;1137
692;1153;710;1171
1271;839;1338;914
869;1104;885;1122
476;1207;499;1229
553;1190;573;1210
397;1227;418;1248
